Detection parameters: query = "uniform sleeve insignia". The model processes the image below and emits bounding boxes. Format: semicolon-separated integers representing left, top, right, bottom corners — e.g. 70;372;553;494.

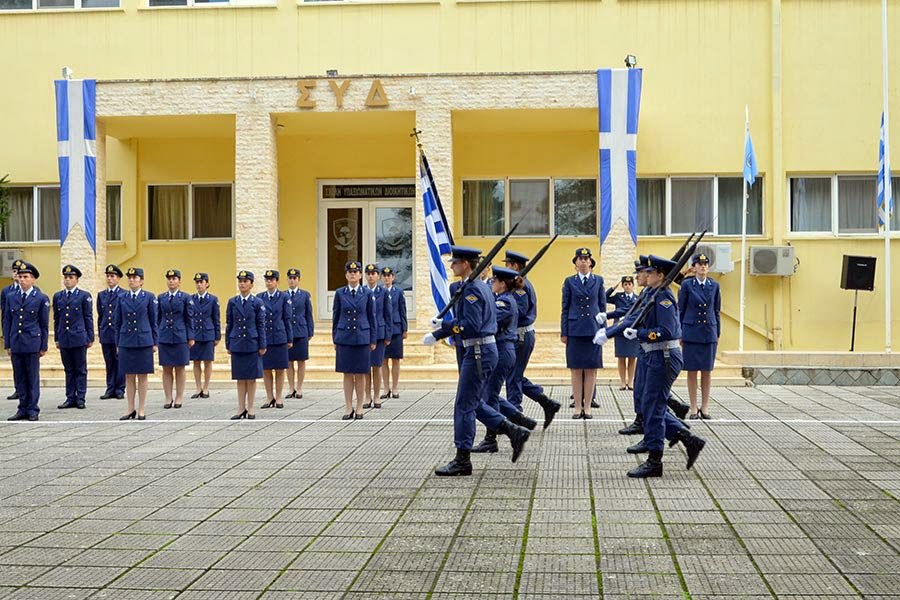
660;300;673;308
495;300;506;308
515;290;526;295
648;331;658;340
465;294;478;304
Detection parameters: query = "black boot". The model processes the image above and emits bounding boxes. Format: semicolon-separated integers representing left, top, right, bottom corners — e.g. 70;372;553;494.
472;431;499;453
626;439;649;454
497;420;530;463
618;414;643;436
669;429;706;470
536;395;561;429
508;411;537;431
627;451;663;478
667;397;690;421
435;449;473;476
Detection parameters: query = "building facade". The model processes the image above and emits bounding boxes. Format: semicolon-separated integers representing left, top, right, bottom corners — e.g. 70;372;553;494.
1;0;899;352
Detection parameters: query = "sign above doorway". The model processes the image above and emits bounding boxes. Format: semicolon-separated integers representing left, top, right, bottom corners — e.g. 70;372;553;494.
322;184;415;199
296;79;390;110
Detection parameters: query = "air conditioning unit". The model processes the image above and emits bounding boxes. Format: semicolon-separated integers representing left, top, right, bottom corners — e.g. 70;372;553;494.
693;243;733;273
0;249;23;278
750;245;796;276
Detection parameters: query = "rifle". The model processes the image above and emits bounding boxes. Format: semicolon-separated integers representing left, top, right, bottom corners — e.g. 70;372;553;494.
435;221;520;319
671;232;695;264
518;234;559;278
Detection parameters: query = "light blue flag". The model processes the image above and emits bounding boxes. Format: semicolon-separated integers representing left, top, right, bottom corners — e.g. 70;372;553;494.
55;79;97;252
744;129;759;187
878;112;893;227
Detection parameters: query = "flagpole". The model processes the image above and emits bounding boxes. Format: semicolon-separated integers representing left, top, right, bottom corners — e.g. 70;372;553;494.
882;0;893;353
739;106;749;352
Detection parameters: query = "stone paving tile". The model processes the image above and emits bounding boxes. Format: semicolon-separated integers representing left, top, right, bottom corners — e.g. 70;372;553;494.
108;567;204;590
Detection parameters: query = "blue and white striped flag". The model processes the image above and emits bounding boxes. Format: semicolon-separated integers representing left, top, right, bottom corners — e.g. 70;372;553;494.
878;112;893;228
419;149;453;318
597;68;642;246
55;79;97;252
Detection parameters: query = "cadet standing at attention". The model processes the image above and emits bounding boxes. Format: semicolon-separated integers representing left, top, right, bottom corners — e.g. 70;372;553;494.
115;267;157;421
1;259;25;401
54;265;94;410
380;266;407;401
285;268;314;400
226;270;266;419
158;269;194;410
189;272;220;399
605;275;640;390
97;264;126;400
678;253;721;419
332;261;376;420
259;270;292;409
4;262;49;421
363;263;392;410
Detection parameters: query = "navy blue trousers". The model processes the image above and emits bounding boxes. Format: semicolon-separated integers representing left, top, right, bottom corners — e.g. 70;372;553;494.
60;346;88;405
640;348;685;453
455;343;505;450
11;352;40;418
507;330;544;409
101;342;125;396
485;341;523;420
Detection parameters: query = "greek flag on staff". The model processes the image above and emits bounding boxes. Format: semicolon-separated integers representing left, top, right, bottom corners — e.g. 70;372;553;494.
419;148;454;318
878;112;893;227
597;68;642;245
55;79;97;252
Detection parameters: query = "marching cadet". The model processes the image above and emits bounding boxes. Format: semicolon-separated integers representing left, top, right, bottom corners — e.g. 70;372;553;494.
560;248;606;420
472;266;537;454
380;266;407;400
1;259;25;400
618;259;650;436
115;267;157;420
158;269;194;410
363;263;392;409
4;262;49;421
258;270;292;409
424;246;530;476
606;275;640;390
285;268;314;400
189;272;220;399
503;251;561;428
678;253;721;419
54;265;94;410
332;261;376;420
226;270;266;420
97;264;126;400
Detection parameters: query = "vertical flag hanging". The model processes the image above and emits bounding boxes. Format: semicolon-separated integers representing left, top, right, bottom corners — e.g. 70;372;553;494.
419;146;454;319
55;78;97;252
597;68;642;246
878;112;893;228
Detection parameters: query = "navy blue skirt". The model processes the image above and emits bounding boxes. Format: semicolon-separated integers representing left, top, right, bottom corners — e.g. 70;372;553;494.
683;341;717;371
288;337;309;361
119;346;154;375
384;333;404;359
190;341;215;362
261;343;289;370
370;340;386;367
159;342;190;367
336;344;370;374
614;335;641;358
231;351;262;380
566;335;603;369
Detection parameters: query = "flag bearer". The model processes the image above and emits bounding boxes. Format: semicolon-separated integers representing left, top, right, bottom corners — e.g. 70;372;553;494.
97;264;126;400
4;263;49;421
54;265;94;410
189;272;220;399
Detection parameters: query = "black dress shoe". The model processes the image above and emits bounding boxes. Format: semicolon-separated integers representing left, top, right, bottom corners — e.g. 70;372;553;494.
76;403;85;409
137;415;146;421
173;403;182;409
362;402;373;409
260;399;276;409
284;391;297;399
58;402;77;409
591;399;600;409
190;392;202;399
27;415;38;421
341;411;354;421
379;393;390;400
163;402;173;409
246;413;256;420
373;403;382;409
569;401;576;409
119;411;136;421
390;392;399;399
582;413;593;420
699;410;711;420
115;394;125;400
100;393;114;400
230;410;247;420
7;392;19;400
8;412;27;421
572;412;583;420
200;392;209;399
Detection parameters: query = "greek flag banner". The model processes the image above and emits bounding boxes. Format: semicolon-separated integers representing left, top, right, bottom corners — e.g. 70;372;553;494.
878;112;893;227
419;149;453;318
597;68;642;246
744;129;759;187
55;79;97;252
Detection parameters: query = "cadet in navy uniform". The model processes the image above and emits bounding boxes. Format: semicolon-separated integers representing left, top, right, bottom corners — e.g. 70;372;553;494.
678;253;721;419
424;246;530;476
605;275;640;390
226;270;266;420
189;272;220;399
285;268;314;400
380;266;407;400
158;269;194;409
97;264;126;399
332;261;376;420
116;267;158;420
448;279;465;369
561;247;606;419
259;270;292;409
618;259;650;436
4;262;49;421
503;251;561;428
363;264;392;409
54;265;94;410
472;266;538;454
1;259;25;401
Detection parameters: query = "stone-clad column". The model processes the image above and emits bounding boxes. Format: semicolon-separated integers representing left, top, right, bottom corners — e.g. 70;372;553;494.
414;107;453;327
601;220;635;366
234;112;279;281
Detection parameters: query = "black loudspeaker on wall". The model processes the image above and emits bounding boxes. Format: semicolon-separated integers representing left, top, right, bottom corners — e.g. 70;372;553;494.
840;255;877;291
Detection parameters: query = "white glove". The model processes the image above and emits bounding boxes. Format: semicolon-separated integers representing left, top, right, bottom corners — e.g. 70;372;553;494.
623;328;638;340
594;312;607;324
593;329;608;346
429;315;442;328
422;333;437;346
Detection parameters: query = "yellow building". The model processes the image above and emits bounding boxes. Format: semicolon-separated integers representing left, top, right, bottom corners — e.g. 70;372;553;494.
0;0;899;356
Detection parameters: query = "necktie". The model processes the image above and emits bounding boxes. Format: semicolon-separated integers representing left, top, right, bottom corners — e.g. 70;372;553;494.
21;292;26;302
352;288;356;298
132;293;137;301
242;297;246;306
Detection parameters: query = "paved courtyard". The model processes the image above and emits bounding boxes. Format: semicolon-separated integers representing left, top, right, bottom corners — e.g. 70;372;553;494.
0;384;898;599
